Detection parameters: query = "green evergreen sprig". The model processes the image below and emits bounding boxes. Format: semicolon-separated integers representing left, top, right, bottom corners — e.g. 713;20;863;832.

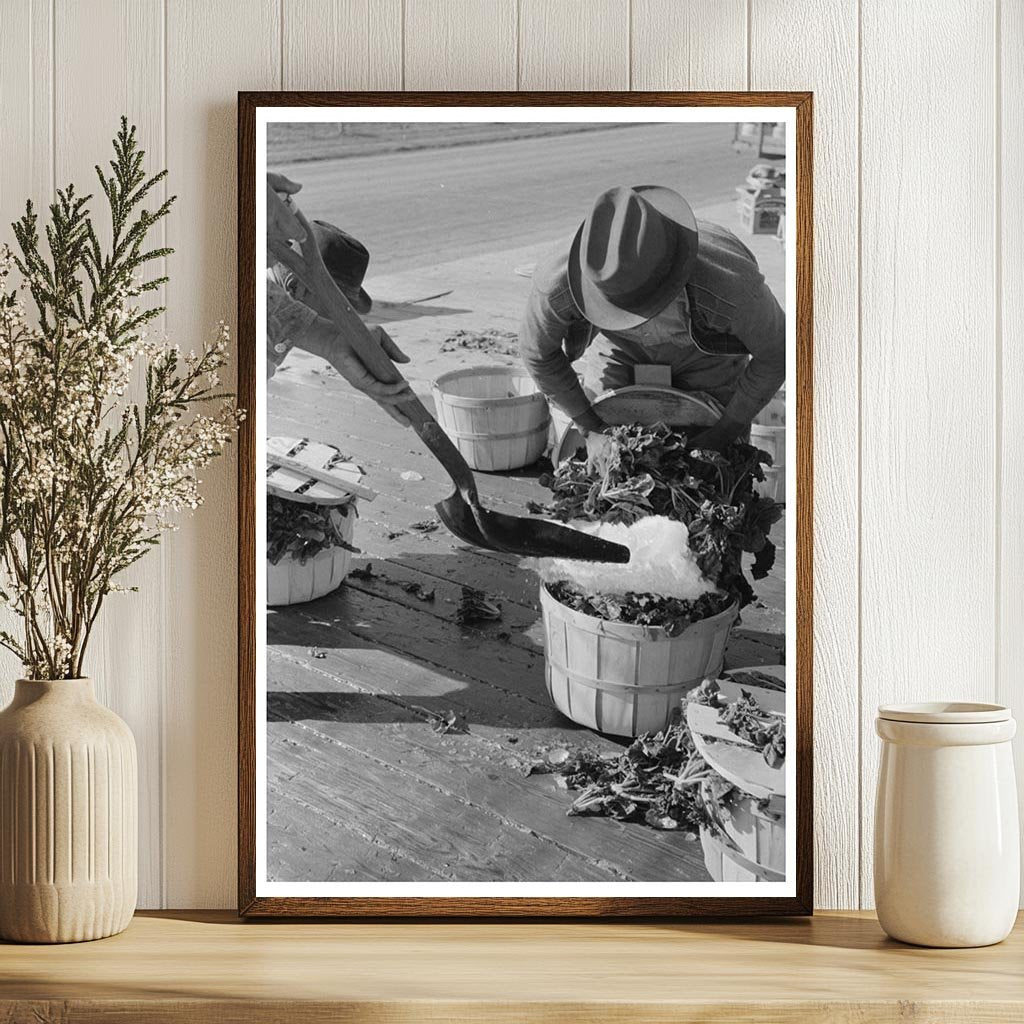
0;118;238;679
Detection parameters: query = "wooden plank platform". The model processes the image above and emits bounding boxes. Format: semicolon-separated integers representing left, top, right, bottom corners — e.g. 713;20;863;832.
267;371;786;884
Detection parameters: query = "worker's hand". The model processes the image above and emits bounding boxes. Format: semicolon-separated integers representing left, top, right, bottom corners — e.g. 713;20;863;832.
267;174;306;249
584;430;616;476
302;320;414;427
571;407;613;473
687;415;747;453
333;325;413;427
268;171;302;196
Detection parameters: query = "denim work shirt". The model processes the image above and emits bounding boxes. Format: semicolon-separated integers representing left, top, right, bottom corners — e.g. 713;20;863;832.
519;220;786;424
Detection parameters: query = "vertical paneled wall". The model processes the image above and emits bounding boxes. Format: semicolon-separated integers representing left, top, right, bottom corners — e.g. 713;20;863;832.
750;0;860;911
0;0;1015;909
858;0;999;908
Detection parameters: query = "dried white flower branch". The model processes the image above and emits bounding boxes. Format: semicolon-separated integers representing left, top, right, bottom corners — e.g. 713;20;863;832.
0;118;240;679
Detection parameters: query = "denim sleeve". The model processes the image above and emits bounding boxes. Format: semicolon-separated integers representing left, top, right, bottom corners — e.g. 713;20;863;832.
519;271;593;421
267;279;317;377
721;283;787;423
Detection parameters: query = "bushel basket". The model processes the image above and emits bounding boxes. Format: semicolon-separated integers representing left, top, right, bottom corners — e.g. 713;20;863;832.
687;671;787;882
432;366;549;471
266;437;366;607
699;793;786;883
267;503;355;607
540;583;737;737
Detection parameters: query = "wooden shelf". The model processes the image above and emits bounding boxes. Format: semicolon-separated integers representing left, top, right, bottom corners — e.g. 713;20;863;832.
2;910;1022;1022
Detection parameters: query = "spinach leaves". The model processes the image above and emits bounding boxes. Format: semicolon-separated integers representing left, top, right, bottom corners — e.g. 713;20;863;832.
691;678;786;768
530;423;783;607
529;723;721;835
546;580;732;635
267;497;357;565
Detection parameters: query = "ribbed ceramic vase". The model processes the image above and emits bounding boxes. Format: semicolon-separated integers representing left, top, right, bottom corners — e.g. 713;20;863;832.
0;678;137;942
874;702;1019;948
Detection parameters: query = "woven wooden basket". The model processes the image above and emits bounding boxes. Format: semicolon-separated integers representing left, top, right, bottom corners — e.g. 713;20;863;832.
432;366;549;472
751;422;785;503
699;794;786;883
540;583;737;737
687;671;787;883
752;390;786;503
266;437;366;607
267;504;355;607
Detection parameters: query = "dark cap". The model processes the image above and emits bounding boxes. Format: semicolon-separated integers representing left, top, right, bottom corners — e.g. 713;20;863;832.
311;219;373;314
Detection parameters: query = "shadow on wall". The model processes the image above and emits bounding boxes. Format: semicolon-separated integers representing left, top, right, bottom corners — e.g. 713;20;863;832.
161;98;246;902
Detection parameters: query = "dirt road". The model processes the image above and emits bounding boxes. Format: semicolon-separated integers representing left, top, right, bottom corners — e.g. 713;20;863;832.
271;122;762;275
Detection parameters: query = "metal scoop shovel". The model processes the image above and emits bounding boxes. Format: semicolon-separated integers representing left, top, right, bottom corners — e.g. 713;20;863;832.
265;189;630;564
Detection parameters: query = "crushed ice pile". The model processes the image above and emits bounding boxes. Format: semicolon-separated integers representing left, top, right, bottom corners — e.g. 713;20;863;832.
527;515;717;601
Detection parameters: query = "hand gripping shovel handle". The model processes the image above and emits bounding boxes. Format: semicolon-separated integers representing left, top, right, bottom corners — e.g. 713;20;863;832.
267;194;479;504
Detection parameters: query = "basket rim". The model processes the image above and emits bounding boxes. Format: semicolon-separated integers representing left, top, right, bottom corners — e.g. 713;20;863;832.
431;365;545;407
553;385;721;464
433;364;534;383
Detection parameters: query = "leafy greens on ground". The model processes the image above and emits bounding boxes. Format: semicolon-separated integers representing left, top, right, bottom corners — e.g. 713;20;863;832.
455;586;503;626
529;723;724;835
529;422;783;607
531;680;787;833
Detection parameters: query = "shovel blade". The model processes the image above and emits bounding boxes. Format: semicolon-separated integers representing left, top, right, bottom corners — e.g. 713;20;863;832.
434;491;630;563
435;494;494;550
474;507;632;563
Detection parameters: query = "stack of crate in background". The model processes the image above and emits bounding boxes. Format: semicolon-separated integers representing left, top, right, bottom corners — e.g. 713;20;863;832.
736;180;786;236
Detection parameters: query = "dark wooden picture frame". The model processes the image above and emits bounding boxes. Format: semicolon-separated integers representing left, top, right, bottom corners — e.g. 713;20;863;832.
238;91;813;917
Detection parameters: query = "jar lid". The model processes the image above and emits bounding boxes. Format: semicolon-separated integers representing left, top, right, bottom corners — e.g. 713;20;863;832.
877;702;1011;724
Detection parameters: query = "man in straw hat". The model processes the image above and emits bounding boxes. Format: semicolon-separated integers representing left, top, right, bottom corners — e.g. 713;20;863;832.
267;172;412;425
519;185;785;455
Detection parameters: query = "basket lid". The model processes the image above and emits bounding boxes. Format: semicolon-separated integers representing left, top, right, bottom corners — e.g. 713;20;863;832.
555;386;721;463
267;437;366;506
686;677;786;799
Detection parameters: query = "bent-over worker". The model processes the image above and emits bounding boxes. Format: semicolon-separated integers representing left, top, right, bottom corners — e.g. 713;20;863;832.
519;185;785;453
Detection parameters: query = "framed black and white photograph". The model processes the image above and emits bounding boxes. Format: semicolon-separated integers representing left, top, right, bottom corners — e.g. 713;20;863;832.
238;92;812;917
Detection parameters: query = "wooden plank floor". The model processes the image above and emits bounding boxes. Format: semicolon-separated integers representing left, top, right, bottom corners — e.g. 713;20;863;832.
267;367;786;884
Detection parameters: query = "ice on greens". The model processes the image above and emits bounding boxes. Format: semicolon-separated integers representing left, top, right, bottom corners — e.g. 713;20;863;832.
530;516;715;601
529;422;783;607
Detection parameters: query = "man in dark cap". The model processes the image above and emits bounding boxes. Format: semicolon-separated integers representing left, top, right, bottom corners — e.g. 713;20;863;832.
266;172;411;425
269;219;375;318
519;185;785;454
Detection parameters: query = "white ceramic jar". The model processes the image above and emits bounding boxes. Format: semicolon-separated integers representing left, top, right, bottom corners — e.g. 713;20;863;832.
874;702;1019;947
